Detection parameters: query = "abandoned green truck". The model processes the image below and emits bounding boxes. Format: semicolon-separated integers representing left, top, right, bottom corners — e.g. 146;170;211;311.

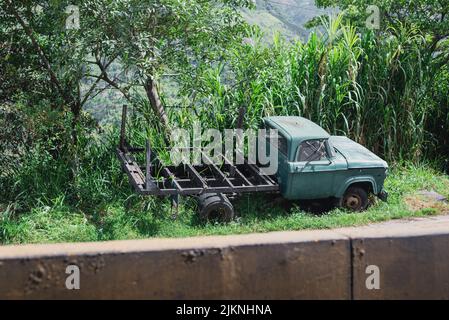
118;112;389;222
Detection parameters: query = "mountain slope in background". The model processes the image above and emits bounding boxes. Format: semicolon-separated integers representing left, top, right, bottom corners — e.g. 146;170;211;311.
244;0;335;40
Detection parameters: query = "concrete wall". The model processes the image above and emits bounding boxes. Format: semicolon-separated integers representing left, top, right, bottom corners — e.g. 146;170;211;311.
1;216;449;299
344;217;449;299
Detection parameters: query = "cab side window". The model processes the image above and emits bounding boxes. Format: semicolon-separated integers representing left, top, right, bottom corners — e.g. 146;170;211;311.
265;124;288;155
297;139;328;162
277;134;288;155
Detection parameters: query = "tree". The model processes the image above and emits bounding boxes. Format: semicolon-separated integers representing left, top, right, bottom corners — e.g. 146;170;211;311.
1;0;98;150
1;0;254;157
79;0;254;135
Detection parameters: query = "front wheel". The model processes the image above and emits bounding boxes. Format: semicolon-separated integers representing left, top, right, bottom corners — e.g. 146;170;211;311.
340;187;369;212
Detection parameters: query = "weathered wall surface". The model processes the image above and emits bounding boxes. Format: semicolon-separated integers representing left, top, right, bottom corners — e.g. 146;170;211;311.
0;231;350;299
340;217;449;300
1;216;449;300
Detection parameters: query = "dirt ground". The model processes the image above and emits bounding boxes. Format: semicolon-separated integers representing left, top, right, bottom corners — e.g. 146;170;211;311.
404;190;449;213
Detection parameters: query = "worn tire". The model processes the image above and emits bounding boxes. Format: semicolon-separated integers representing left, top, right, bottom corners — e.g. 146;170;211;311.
341;186;369;212
198;193;234;223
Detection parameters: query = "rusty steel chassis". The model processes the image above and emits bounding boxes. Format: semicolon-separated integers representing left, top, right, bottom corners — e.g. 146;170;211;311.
116;106;279;198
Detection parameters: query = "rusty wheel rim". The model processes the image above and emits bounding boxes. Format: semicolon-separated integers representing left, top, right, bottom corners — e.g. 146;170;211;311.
345;194;362;211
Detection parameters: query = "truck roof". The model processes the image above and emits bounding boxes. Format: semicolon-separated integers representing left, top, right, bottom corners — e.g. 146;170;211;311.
263;116;330;141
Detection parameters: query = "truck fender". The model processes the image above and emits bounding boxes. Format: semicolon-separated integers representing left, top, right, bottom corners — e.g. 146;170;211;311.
336;177;378;198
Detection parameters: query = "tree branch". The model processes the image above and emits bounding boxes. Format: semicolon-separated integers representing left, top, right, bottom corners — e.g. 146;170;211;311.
80;55;118;107
4;0;72;106
93;55;133;102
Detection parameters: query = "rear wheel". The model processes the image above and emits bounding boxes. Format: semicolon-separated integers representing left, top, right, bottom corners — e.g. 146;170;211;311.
198;193;234;223
341;186;368;212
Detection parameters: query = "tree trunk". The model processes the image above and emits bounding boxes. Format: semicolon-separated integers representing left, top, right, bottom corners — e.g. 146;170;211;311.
69;83;82;185
144;76;170;132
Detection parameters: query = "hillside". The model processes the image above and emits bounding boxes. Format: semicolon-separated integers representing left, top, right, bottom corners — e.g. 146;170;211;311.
244;0;335;40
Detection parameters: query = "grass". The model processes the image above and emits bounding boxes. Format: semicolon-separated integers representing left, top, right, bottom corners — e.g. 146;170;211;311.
1;163;448;245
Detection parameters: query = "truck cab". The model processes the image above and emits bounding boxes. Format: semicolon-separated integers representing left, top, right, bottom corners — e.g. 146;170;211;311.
263;116;388;211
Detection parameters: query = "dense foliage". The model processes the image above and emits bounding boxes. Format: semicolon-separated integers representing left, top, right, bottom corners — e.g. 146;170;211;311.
0;1;448;243
168;18;448;163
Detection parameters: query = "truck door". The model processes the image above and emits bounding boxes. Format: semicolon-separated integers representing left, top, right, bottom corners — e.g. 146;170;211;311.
288;139;336;199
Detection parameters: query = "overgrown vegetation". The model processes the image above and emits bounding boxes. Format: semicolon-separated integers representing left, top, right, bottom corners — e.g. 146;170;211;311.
168;15;448;162
1;151;448;244
1;0;448;244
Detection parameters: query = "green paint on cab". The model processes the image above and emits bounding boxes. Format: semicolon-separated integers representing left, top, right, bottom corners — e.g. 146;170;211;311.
263;116;388;201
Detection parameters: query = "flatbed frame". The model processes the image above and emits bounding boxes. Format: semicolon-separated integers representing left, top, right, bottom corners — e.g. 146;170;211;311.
117;106;279;197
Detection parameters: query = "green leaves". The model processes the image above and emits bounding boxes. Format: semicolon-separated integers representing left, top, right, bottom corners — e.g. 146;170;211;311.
182;8;448;163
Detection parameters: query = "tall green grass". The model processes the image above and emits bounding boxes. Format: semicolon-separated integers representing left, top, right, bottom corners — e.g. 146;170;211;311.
2;161;448;244
165;14;446;164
